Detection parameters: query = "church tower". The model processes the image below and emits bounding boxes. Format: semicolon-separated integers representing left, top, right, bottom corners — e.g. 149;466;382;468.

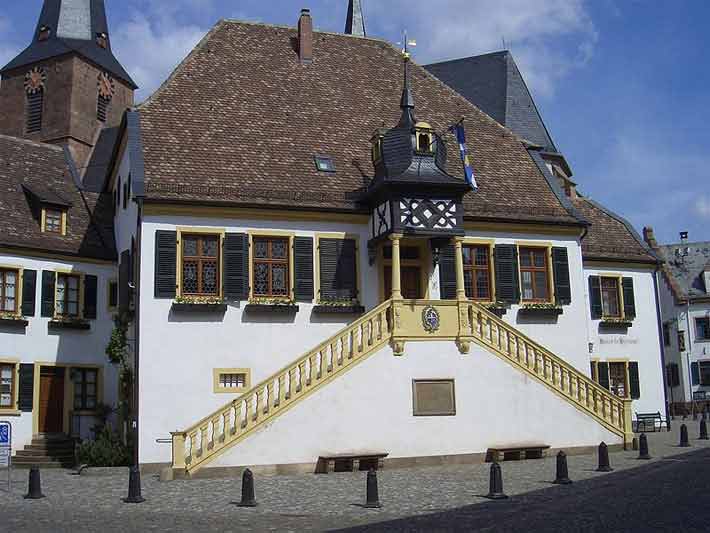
0;0;136;168
345;0;366;37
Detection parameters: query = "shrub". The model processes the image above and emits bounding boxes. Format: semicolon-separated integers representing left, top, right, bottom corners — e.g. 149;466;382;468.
77;427;131;467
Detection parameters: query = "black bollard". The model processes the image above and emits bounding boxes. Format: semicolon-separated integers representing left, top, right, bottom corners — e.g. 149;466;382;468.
680;424;691;447
485;462;508;500
24;466;45;499
700;419;709;441
638;433;651;460
596;442;613;472
124;465;145;504
553;451;572;485
363;468;382;509
236;468;257;507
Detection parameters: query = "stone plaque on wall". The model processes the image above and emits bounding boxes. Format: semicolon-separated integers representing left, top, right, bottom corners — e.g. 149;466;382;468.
412;379;456;416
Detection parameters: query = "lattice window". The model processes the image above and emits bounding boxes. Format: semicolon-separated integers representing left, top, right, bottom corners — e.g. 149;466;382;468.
44;208;63;233
219;373;246;389
601;277;621;318
519;247;549;302
0;270;18;313
0;363;15;408
56;273;80;317
463;245;491;300
181;235;220;296
72;368;98;410
253;237;290;297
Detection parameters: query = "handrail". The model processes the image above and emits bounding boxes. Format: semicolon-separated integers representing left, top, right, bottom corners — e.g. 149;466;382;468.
172;299;394;475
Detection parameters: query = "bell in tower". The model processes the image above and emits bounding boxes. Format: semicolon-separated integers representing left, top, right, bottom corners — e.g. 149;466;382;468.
0;0;137;168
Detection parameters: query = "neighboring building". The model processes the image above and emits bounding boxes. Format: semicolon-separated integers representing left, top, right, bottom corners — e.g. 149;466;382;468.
644;229;710;411
1;0;666;476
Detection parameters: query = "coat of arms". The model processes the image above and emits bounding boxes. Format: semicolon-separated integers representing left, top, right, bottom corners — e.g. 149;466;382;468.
422;305;440;333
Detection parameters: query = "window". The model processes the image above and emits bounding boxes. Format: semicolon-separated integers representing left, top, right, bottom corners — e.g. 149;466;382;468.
678;331;686;352
181;234;220;296
97;95;110;122
590;361;598;382
667;363;680;387
0;269;19;313
0;363;16;409
699;362;710;386
314;156;335;172
696;317;710;341
601;277;621;318
412;379;456;416
56;273;80;317
462;245;491;300
414;122;435;154
72;368;98;410
26;90;43;133
663;323;671;347
108;280;118;310
253;236;290;297
519;247;549;301
371;137;383;162
213;368;251;393
609;362;627;398
319;237;358;302
43;208;63;233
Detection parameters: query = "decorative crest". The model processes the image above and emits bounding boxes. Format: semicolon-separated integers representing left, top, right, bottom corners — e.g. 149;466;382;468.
97;72;115;100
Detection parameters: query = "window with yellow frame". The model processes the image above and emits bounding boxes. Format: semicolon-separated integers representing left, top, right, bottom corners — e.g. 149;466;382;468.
0;361;18;412
41;207;67;235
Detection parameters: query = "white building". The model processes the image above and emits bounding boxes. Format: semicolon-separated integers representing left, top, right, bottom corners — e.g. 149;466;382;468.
0;1;668;476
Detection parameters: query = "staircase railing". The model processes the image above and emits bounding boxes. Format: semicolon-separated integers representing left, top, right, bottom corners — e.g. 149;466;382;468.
463;302;632;442
171;299;394;475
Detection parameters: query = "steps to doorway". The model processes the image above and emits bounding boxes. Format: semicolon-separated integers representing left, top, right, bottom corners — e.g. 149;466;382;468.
13;434;76;469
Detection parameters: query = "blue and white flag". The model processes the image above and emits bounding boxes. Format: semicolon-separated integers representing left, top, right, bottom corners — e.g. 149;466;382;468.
451;122;478;190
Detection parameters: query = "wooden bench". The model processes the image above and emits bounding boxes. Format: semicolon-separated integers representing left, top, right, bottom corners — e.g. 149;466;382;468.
635;411;663;433
315;452;389;474
486;444;550;463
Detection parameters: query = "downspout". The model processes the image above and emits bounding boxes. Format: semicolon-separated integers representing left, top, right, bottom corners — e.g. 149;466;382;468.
652;266;671;429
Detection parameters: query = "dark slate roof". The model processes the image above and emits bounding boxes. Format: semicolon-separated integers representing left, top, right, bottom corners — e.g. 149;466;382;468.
0;0;136;88
135;20;580;226
425;51;557;152
82;126;120;192
0;134;116;260
656;242;710;299
571;195;657;264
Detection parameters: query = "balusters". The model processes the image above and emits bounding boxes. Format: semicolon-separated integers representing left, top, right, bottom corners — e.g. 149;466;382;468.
308;354;317;385
189;431;198;459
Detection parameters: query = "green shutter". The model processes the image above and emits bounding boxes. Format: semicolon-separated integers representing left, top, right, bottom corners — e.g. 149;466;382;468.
622;278;636;319
628;362;640;399
154;231;177;298
319;238;357;301
691;362;700;385
21;269;37;317
18;363;34;412
294;237;315;301
494;244;520;304
597;362;610;390
40;270;55;317
83;275;98;319
552;247;571;305
588;276;602;319
438;244;457;300
223;233;249;300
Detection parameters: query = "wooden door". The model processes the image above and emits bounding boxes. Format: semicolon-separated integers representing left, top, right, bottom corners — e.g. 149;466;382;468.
384;266;423;299
39;367;65;434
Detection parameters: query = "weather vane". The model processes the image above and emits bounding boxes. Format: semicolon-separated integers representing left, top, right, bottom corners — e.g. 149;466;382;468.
397;30;417;59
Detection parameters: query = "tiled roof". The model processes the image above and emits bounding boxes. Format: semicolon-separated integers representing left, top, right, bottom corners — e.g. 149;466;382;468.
136;20;580;226
572;195;657;264
0;134;115;260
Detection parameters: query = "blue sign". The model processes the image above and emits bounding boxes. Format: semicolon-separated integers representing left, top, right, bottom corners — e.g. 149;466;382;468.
0;423;9;446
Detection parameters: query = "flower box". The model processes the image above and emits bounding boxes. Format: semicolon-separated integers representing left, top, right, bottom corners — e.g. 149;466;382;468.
313;305;366;315
518;305;563;318
0;316;29;328
49;320;91;331
600;318;633;328
171;303;227;313
483;305;509;318
245;303;299;313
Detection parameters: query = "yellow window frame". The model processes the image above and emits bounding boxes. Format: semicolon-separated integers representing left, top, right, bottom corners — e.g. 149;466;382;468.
213;368;251;394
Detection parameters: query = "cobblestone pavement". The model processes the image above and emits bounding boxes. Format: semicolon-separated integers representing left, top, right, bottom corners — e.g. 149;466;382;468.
0;422;708;532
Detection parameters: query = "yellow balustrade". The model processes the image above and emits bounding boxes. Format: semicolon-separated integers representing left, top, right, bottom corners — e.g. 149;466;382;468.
171;298;632;476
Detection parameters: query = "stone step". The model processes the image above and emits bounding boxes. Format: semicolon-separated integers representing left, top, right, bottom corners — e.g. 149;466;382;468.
22;444;75;454
15;450;75;460
12;461;75;469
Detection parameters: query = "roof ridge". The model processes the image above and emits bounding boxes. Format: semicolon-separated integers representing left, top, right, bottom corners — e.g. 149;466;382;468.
220;17;389;43
425;50;509;67
0;134;64;152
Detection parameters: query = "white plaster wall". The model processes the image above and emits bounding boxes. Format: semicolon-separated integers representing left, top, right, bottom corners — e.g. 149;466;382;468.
0;253;119;453
211;340;620;468
584;267;666;415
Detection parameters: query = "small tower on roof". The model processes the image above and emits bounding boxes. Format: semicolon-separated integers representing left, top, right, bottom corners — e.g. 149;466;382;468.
345;0;366;37
0;0;136;168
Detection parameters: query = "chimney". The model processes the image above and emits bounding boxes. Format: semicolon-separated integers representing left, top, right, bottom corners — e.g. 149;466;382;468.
643;226;658;249
298;9;313;64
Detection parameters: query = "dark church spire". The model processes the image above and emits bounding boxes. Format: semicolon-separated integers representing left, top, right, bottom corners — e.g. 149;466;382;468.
345;0;366;37
397;39;416;128
1;0;136;88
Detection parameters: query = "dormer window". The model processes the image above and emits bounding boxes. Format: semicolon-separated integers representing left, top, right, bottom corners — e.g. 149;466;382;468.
371;137;383;163
38;25;51;41
42;207;66;235
96;33;108;49
414;122;435;154
314;155;336;173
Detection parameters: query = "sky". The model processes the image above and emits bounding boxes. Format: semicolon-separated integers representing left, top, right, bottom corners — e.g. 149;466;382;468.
1;0;708;244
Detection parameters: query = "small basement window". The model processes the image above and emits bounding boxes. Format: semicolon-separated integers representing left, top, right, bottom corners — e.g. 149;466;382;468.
412;379;456;416
213;369;250;393
314;155;336;173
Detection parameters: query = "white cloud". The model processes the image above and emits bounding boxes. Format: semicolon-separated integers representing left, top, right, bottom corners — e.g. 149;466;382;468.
367;0;597;99
696;197;710;219
112;8;208;101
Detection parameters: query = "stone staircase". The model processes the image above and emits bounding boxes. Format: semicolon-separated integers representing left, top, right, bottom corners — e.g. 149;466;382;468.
13;434;76;469
171;299;633;477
